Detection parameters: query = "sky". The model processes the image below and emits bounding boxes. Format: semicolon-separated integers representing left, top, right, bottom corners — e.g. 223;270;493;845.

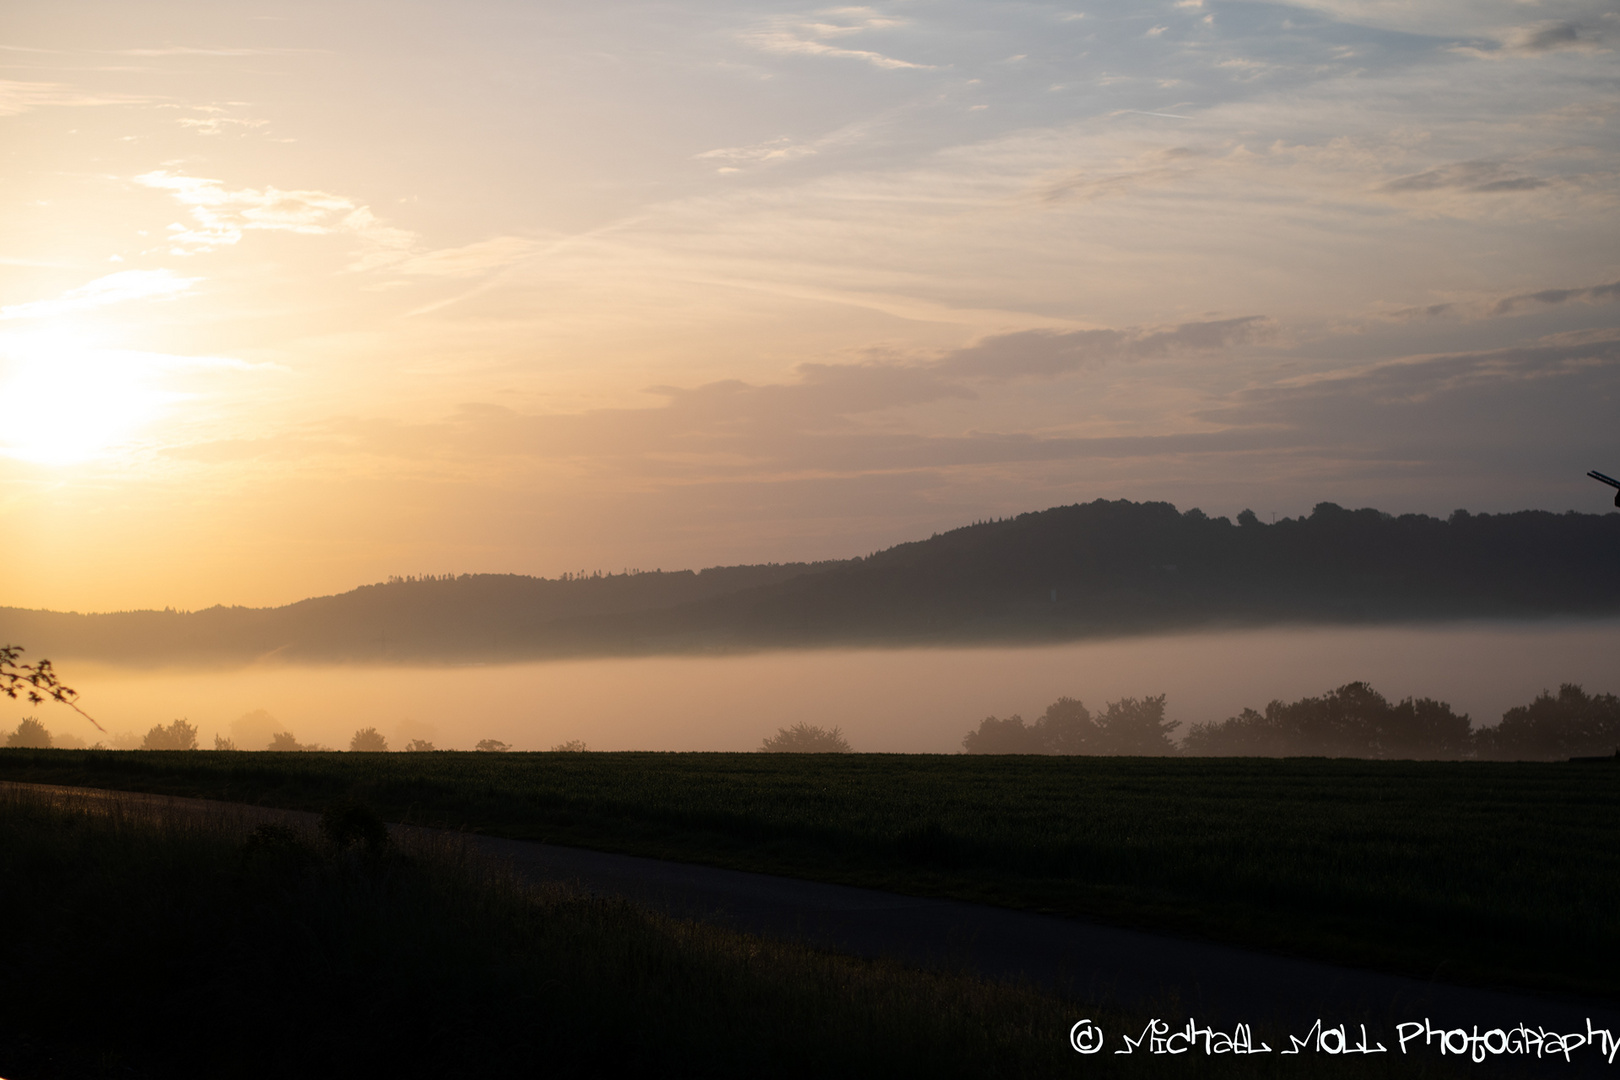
2;0;1617;613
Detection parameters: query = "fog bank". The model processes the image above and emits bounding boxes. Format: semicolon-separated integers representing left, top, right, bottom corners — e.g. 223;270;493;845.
28;620;1620;754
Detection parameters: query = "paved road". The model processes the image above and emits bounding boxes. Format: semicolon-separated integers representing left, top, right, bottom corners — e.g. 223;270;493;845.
9;780;1618;1071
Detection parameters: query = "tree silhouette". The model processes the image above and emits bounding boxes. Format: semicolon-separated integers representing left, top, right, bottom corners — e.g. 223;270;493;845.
1093;695;1179;755
759;722;851;753
349;727;388;752
5;717;51;748
1;645;102;732
141;719;199;750
476;738;511;752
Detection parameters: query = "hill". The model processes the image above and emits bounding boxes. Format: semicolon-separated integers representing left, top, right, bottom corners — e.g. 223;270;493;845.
3;500;1617;665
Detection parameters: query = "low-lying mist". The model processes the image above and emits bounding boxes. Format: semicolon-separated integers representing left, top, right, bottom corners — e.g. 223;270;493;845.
22;619;1620;755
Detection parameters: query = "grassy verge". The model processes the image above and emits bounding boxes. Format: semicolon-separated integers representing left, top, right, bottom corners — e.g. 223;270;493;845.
0;784;1469;1079
1;749;1616;1002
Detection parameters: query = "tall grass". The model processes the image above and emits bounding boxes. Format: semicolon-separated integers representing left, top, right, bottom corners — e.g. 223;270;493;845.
3;749;1617;1000
0;785;1456;1079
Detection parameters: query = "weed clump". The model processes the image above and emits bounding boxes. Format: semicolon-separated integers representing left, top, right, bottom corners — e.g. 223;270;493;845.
320;799;390;853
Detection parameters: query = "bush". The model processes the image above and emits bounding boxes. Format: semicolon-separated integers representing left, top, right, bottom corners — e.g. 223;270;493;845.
759;723;851;753
404;738;437;753
319;799;390;854
350;727;389;752
476;739;511;752
549;739;587;752
4;718;50;749
141;719;199;751
268;731;307;752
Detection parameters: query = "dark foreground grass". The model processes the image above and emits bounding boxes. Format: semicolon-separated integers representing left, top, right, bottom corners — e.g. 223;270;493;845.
0;787;1464;1080
2;749;1617;1002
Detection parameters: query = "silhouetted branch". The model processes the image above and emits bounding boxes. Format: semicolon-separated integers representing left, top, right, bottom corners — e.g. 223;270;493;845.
0;645;104;733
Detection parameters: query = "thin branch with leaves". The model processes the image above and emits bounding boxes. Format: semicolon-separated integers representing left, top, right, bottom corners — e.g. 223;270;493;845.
1;644;103;733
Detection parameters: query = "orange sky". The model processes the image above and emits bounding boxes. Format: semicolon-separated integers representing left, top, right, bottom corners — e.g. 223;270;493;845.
2;0;1617;613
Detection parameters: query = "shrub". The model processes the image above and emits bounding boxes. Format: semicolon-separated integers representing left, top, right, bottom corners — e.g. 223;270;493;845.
268;732;306;752
5;718;51;749
214;734;238;751
759;723;851;753
319;800;390;854
141;719;199;751
350;727;389;752
548;739;587;752
404;738;437;753
476;739;511;752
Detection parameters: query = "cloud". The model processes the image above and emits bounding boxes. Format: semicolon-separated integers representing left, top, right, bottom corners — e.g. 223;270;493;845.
940;317;1271;378
1195;336;1620;470
391;236;540;277
696;137;819;171
741;9;933;70
0;270;197;321
177;315;1270;474
134;171;415;257
1384;278;1620;321
1380;160;1549;194
0;79;149;117
1492;280;1620;316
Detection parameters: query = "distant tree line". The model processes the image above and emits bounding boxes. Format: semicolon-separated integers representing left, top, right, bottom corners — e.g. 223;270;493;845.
961;696;1179;755
961;683;1620;760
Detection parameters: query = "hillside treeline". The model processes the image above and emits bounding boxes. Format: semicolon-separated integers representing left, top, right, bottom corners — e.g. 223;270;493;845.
3;499;1617;664
962;683;1620;761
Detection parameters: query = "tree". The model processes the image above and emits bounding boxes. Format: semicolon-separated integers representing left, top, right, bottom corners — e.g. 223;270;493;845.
759;722;852;753
1093;695;1179;755
1477;684;1620;760
1;644;102;733
548;739;586;752
5;717;51;748
961;714;1040;753
476;738;511;752
404;738;436;752
213;734;238;751
349;727;388;752
1037;697;1097;754
1181;682;1473;759
141;718;199;751
268;731;306;751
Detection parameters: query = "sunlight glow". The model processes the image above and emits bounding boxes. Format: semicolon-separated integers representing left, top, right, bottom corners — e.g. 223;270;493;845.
0;329;237;466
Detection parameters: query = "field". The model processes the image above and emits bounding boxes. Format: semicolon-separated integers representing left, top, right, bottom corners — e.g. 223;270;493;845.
0;783;1466;1079
2;749;1616;1002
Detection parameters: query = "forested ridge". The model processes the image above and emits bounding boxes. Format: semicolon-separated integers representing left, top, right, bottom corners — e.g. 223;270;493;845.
3;499;1617;664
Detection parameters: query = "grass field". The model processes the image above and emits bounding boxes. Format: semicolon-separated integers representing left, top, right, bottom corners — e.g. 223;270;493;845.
2;749;1616;1003
0;784;1469;1079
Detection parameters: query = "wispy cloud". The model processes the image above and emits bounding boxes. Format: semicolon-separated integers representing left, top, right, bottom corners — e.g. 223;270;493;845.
1380;160;1550;194
0;270;197;321
0;79;149;117
1492;280;1620;316
741;8;933;70
1384;277;1620;321
134;171;415;258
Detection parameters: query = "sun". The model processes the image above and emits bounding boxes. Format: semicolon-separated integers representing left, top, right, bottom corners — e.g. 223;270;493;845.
0;329;181;466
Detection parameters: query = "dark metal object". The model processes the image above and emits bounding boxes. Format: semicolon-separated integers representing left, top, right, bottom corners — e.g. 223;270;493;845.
1589;470;1620;507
